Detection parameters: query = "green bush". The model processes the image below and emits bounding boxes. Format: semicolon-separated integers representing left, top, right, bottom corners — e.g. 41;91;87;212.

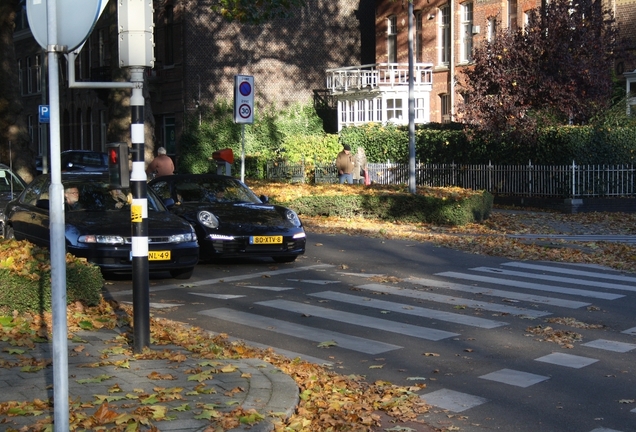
0;239;103;313
287;191;493;226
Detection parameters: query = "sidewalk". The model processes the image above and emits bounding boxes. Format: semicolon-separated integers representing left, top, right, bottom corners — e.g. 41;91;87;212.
0;327;299;431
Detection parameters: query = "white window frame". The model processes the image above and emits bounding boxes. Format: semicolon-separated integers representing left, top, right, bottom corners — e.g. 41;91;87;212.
508;0;518;30
386;98;404;122
438;5;451;66
387;15;398;64
460;2;474;63
440;93;451;122
487;17;497;42
415;11;423;63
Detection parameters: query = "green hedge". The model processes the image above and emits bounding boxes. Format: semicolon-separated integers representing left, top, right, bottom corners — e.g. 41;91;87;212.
0;240;103;313
287;191;493;226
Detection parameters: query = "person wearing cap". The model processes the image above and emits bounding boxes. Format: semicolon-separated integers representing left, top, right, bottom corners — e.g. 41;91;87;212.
336;144;354;184
146;146;175;178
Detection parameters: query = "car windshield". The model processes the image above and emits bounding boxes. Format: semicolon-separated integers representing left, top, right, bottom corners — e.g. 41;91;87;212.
0;169;25;194
156;177;261;204
62;180;164;212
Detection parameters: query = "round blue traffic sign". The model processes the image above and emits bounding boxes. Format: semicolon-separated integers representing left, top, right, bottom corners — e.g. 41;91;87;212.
239;82;252;97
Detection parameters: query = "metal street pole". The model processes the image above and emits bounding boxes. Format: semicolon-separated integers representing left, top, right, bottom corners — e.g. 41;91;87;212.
408;1;416;194
44;0;69;428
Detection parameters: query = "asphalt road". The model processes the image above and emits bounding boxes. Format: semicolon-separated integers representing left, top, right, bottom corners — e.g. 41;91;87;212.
104;233;636;432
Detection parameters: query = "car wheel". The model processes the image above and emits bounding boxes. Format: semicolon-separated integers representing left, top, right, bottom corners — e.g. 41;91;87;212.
273;255;297;263
170;267;194;279
4;226;14;239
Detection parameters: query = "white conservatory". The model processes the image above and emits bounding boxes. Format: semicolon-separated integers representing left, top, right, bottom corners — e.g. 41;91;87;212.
325;62;434;131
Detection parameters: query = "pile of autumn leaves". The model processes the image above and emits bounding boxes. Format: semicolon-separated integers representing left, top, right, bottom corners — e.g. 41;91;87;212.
0;301;431;431
247;180;636;273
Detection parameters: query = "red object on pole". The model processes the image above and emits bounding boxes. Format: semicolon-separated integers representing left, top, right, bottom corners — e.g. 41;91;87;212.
212;148;234;164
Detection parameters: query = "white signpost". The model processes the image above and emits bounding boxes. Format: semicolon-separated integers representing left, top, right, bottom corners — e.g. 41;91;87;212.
26;1;107;430
234;75;254;182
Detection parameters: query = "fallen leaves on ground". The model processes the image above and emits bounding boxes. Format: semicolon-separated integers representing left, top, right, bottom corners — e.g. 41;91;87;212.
525;325;583;348
248;181;636;272
0;301;436;431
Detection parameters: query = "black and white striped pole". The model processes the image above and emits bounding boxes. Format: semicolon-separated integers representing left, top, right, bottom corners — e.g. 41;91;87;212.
129;68;149;352
118;0;154;352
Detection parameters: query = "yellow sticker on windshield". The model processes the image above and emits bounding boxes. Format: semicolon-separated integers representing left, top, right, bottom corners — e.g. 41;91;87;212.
131;205;142;222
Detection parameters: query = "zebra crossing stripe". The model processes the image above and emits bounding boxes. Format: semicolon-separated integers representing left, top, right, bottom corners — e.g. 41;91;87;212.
309;291;507;329
198;308;402;354
503;262;636;283
479;368;549;388
421;388;488;412
355;283;550;318
409;277;590;309
436;271;623;300
256;300;459;341
472;267;636;293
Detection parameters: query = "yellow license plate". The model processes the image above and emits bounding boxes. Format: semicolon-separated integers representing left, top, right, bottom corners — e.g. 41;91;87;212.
149;250;171;261
250;236;283;244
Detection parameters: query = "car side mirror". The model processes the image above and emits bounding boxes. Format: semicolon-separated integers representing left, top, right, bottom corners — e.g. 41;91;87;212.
36;199;49;210
163;198;175;208
260;195;269;204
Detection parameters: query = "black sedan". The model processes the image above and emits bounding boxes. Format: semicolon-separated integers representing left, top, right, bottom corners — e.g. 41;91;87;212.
4;174;199;279
0;164;27;234
149;174;306;263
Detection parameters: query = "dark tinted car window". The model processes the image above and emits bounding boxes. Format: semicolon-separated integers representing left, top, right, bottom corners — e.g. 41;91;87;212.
0;170;25;194
171;178;261;204
20;176;47;206
62;180;164;212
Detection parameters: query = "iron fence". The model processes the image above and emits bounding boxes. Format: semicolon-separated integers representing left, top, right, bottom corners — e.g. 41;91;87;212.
282;161;636;198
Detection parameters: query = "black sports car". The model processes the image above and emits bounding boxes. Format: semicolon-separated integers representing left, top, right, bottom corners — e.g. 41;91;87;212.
4;174;199;279
148;174;306;263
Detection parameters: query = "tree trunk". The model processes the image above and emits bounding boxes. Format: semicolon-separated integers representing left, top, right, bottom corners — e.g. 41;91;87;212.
0;0;36;183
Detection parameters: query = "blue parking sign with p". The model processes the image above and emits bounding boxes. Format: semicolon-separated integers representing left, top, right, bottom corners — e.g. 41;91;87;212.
39;105;50;123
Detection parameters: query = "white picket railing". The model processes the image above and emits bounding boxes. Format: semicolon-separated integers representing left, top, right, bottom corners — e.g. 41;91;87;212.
300;161;636;198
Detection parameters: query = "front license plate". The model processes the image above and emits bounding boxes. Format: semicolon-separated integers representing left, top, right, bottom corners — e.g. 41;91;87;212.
250;236;283;244
148;250;171;261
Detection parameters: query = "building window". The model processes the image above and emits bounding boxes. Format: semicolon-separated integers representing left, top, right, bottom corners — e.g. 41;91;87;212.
99;110;107;151
165;5;175;66
508;0;518;30
439;5;451;66
415;11;423;63
440;94;451;122
367;99;374;122
357;100;365;122
18;60;24;95
376;99;383;122
14;2;29;31
461;2;473;63
98;28;108;67
387;15;397;63
487;17;497;42
386;98;403;121
415;98;426;120
27;115;34;144
164;116;176;154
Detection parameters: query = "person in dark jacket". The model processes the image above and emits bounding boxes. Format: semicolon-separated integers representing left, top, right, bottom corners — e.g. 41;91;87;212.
336;144;354;184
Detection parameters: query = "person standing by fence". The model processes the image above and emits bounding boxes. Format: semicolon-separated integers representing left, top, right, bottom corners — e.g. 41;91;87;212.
336;144;354;184
353;147;368;185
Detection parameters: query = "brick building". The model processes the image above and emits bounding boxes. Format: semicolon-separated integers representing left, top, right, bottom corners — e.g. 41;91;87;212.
12;0;636;159
13;0;374;159
326;0;636;129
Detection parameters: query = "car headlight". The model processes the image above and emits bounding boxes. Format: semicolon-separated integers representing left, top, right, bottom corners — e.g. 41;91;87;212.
169;232;197;243
198;210;219;229
78;235;125;245
285;209;302;227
